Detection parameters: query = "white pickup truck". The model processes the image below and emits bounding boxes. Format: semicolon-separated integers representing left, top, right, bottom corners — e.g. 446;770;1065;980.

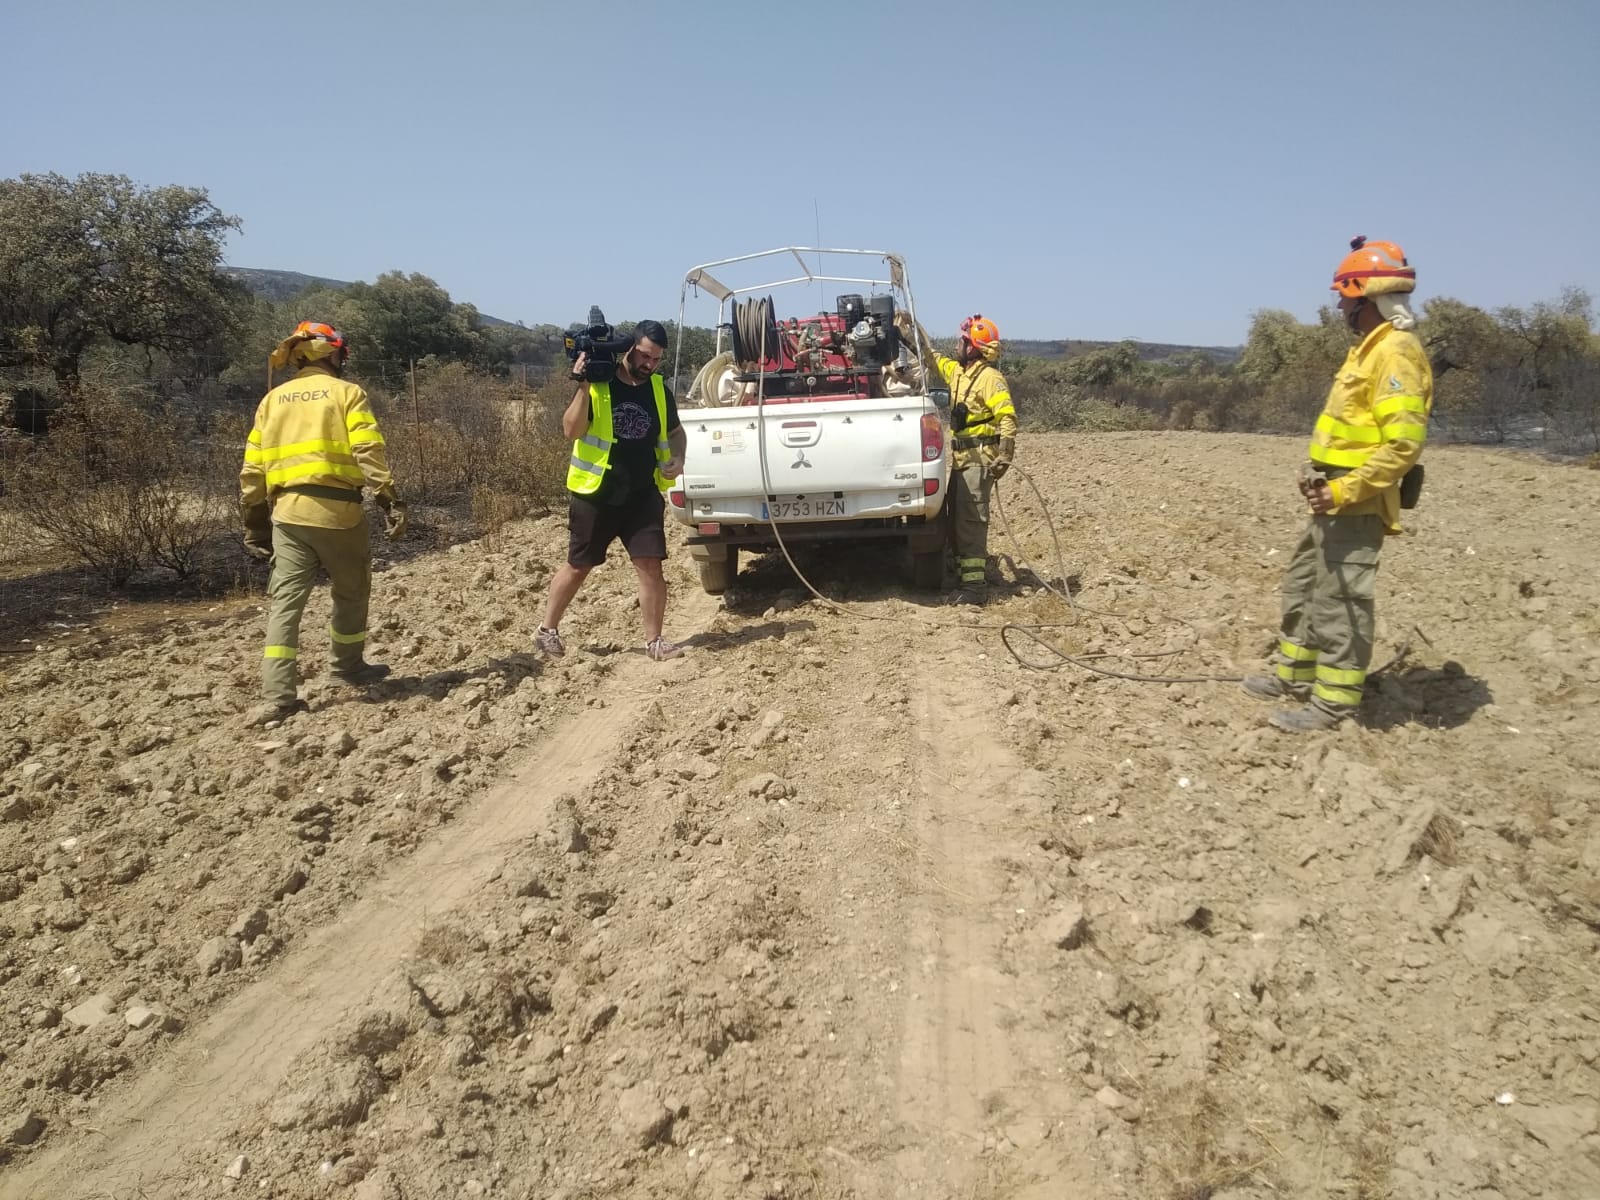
666;247;950;594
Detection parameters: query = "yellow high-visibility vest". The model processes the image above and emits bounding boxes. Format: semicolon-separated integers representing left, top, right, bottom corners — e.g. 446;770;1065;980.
566;375;671;494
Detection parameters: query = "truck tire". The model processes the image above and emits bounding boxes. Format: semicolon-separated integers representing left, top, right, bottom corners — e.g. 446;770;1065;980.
910;546;944;590
906;511;948;590
697;547;738;595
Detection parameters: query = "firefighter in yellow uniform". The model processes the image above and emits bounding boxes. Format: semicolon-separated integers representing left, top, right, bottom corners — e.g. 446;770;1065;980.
239;322;407;724
1244;238;1434;732
898;311;1017;603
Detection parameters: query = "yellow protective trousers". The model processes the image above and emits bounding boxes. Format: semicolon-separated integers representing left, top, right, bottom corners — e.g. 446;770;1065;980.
1274;513;1385;714
261;517;372;704
950;462;993;587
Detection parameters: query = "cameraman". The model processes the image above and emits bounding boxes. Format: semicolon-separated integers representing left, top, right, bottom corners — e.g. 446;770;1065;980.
536;320;688;661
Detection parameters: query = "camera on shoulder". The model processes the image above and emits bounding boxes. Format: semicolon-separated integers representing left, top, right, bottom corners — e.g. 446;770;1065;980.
563;305;636;383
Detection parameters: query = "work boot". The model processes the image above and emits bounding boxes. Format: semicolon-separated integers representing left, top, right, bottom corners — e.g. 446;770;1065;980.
1242;675;1309;702
245;698;307;727
330;661;391;685
1268;703;1349;733
949;585;989;607
535;626;565;657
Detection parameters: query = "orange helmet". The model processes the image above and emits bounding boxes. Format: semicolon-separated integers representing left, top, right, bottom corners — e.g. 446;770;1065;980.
960;314;1001;349
270;320;348;370
289;320;346;350
1331;236;1415;298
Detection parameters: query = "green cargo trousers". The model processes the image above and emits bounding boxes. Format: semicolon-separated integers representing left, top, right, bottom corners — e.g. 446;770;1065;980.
950;462;993;587
1273;513;1385;715
262;517;372;704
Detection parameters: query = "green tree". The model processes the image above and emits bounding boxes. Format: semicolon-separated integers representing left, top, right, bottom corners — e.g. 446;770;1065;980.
1494;287;1593;392
474;322;566;376
1238;308;1348;429
0;172;245;401
345;271;481;366
1061;339;1145;392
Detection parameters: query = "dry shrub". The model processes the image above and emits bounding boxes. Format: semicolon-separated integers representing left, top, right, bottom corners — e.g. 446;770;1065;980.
379;362;567;527
1;392;235;586
1144;1080;1279;1199
1415;810;1464;867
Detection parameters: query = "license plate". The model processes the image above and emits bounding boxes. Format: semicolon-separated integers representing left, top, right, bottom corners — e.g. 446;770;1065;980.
761;497;848;520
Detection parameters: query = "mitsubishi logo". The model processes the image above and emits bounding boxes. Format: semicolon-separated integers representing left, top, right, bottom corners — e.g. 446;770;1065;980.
792;449;813;469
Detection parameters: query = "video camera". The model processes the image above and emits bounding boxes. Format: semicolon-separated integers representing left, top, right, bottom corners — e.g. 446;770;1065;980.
563;305;636;383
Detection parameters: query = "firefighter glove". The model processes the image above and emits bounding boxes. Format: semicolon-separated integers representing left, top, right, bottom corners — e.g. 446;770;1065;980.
989;437;1015;481
378;494;408;540
1296;461;1327;498
241;501;273;561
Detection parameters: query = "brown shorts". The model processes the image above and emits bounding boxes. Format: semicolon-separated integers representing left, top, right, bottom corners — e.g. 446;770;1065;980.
567;490;667;567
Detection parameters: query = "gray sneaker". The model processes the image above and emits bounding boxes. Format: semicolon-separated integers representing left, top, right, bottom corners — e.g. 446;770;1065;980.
535;626;565;657
645;636;683;661
1242;674;1309;702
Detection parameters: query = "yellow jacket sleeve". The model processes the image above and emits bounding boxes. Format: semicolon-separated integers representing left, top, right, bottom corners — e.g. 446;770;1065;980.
239;397;270;509
344;388;397;501
983;369;1017;439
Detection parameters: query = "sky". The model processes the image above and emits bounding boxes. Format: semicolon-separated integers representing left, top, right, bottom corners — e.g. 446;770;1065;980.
4;0;1597;347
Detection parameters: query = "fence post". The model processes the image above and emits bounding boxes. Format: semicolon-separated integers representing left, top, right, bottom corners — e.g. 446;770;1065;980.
409;358;426;495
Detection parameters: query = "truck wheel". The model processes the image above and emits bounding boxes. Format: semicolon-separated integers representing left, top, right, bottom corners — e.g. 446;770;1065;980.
910;547;944;590
697;547;738;595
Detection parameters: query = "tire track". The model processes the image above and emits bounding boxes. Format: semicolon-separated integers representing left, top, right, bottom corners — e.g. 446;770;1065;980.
2;595;722;1200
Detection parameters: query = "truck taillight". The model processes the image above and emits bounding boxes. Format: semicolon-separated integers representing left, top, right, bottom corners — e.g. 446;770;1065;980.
924;478;939;497
920;413;943;461
668;489;686;508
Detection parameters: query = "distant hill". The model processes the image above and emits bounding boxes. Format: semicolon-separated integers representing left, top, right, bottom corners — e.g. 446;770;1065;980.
227;269;1238;356
225;267;519;327
225;267;355;304
1007;337;1241;365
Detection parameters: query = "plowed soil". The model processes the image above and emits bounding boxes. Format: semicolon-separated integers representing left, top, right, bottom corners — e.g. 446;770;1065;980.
2;431;1597;1200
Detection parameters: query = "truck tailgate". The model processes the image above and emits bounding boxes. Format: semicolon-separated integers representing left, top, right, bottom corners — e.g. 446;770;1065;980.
680;398;934;498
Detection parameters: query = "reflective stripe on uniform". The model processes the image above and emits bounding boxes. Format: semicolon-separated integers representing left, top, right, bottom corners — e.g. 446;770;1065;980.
267;461;366;487
1314;663;1365;707
1314;414;1382;444
1276;639;1317;681
252;437;357;463
1308;443;1369;469
1374;395;1428;421
329;627;367;644
1273;643;1312;681
1381;421;1428;444
1314;681;1363;707
264;645;298;660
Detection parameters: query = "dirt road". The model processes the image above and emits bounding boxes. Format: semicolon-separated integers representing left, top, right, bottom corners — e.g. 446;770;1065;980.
2;432;1597;1199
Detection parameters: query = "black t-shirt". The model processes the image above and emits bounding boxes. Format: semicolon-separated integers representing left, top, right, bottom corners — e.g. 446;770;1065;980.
585;374;679;504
